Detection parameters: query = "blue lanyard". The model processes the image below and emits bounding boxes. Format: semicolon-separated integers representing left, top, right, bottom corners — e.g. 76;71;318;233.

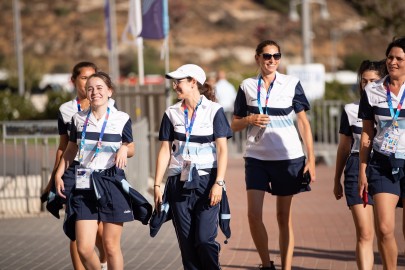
183;97;202;155
76;97;81;112
78;107;110;165
385;78;405;123
257;75;276;114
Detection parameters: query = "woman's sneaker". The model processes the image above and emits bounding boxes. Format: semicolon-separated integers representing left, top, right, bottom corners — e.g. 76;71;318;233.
259;261;276;270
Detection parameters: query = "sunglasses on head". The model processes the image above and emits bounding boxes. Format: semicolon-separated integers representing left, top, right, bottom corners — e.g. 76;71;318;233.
261;53;282;60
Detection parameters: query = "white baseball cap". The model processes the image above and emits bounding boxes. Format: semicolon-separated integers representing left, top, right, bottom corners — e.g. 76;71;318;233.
165;64;206;85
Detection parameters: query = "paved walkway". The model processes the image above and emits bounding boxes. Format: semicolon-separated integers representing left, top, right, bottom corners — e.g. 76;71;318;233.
1;158;405;269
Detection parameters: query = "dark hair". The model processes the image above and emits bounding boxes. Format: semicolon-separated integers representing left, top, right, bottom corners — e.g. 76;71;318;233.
385;36;405;57
86;71;115;94
198;82;216;102
357;59;387;95
71;61;98;81
255;40;281;56
184;77;216;102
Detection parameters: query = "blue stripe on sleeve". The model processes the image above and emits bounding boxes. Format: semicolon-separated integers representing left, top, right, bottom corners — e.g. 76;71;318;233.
292;82;310;113
339;110;351;136
69;119;77;143
58;111;68;135
159;113;174;141
213;108;232;139
122;118;133;143
358;91;374;120
233;87;248;117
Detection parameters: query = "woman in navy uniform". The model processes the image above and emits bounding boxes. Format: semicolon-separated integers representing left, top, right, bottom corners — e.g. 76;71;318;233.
43;62;113;269
333;60;386;269
231;40;316;270
55;72;137;270
358;37;405;270
153;64;232;269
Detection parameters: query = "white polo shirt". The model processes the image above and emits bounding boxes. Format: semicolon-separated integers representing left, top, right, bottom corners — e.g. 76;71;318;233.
359;75;405;154
234;72;310;161
159;95;232;176
339;102;362;153
69;108;132;170
58;97;117;136
58;98;117;162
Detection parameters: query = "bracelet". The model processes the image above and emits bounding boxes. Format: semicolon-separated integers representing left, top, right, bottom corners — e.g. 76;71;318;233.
154;185;160;188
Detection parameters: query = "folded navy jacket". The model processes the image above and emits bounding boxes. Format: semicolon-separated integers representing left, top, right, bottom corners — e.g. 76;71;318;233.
63;167;152;241
149;177;231;243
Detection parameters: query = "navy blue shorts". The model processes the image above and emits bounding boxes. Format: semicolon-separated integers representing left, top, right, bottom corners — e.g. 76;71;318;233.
366;151;405;198
70;167;134;223
244;156;309;196
344;154;373;207
61;161;80;203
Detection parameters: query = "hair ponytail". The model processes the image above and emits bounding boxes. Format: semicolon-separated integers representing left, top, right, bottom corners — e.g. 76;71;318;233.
198;82;216;102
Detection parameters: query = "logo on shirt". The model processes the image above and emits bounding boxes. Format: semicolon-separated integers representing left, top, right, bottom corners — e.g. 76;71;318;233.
200;122;212;129
124;210;131;214
174;123;184;127
79;123;90;128
378;100;387;104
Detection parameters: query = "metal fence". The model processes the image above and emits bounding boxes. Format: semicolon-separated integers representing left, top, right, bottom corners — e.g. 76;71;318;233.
0;81;345;216
309;99;345;166
0;118;149;217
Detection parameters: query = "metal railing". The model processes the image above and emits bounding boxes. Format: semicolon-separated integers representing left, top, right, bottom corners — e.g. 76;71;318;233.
0;81;345;216
0;118;150;216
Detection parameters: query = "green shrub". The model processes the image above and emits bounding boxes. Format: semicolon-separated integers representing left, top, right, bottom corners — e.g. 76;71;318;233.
38;91;73;120
0;91;39;120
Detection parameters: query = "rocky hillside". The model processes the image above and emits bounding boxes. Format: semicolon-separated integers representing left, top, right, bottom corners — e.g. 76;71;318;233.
0;0;390;81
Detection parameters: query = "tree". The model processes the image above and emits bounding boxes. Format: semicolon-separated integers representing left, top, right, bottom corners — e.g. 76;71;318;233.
347;0;405;38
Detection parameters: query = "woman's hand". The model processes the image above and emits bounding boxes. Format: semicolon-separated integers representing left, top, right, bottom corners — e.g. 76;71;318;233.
333;181;344;200
55;176;66;199
115;145;128;169
209;183;223;206
248;114;270;128
358;172;368;199
154;186;163;213
303;158;316;183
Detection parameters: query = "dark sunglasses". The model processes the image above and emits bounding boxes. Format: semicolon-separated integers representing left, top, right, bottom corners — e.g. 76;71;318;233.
261;53;282;60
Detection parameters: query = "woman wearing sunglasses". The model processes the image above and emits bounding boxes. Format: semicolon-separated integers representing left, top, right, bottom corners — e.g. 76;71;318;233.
231;39;316;270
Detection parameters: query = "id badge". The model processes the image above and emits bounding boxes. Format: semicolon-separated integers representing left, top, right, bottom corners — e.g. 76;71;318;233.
75;166;92;189
247;126;265;143
254;128;265;142
380;125;400;154
180;158;192;181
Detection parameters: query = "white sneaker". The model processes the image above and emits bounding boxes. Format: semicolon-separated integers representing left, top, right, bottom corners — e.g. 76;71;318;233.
101;262;108;270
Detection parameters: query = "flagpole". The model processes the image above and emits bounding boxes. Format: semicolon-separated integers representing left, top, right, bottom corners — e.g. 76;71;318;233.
137;37;145;86
164;36;170;107
135;0;144;86
107;0;120;85
13;0;24;96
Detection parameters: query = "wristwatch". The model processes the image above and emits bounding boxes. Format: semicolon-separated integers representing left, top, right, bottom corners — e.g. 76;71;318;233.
216;180;225;186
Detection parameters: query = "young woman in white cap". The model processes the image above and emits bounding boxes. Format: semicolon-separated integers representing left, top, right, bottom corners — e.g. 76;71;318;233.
231;40;316;270
153;64;232;269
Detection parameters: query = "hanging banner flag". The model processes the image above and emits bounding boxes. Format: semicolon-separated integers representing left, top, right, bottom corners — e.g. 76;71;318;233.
139;0;169;39
121;0;141;45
